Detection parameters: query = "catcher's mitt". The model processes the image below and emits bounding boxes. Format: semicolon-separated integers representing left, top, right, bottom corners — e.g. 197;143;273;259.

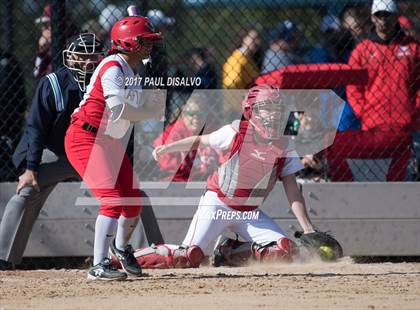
294;231;343;261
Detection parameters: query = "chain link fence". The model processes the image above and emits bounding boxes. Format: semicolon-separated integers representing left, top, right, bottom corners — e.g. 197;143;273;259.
1;0;419;182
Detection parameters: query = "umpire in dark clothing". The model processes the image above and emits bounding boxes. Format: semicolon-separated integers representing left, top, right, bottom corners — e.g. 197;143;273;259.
0;33;105;266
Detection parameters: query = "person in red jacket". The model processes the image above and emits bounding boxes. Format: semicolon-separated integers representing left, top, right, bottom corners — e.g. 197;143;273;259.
327;0;420;181
153;95;219;181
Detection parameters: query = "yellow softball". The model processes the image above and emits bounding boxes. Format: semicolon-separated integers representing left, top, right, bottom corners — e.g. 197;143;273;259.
319;246;334;260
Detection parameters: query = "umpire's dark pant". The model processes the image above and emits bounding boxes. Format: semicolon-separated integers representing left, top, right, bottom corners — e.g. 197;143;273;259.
0;150;78;264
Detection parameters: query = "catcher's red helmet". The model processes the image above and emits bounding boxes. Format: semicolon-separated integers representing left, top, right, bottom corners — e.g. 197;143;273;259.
242;84;284;140
110;16;162;54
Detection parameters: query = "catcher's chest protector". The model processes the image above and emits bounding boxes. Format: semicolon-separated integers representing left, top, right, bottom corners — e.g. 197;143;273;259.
207;120;287;211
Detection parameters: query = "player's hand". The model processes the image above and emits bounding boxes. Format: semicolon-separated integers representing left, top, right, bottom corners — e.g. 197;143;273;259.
16;170;40;194
38;28;51;53
301;155;322;170
152;145;167;161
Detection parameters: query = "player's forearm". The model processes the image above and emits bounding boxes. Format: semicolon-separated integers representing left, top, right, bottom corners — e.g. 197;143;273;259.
161;136;202;153
119;103;162;122
290;200;315;233
283;174;315;233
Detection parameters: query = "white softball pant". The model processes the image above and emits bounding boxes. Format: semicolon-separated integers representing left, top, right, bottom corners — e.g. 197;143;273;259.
182;190;287;250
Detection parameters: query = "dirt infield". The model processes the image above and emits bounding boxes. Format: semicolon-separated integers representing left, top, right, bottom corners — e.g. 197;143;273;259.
1;258;419;310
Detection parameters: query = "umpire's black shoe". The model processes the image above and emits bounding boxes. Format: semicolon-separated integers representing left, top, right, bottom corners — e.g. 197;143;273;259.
110;240;142;276
87;258;127;281
0;259;13;271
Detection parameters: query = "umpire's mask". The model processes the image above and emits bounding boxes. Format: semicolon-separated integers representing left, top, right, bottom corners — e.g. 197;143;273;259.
63;33;104;92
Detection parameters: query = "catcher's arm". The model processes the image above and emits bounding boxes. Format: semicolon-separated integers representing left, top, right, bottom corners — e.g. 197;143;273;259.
282;173;315;234
152;134;210;160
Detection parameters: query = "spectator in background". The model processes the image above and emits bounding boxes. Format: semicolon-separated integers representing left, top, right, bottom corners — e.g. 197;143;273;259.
399;16;420;42
0;50;27;181
98;4;124;46
148;9;175;30
82;19;105;42
308;16;361;132
33;3;78;79
340;4;371;44
327;0;420;181
164;47;218;125
80;5;125;49
153;94;219;181
348;0;420;132
187;47;218;90
398;17;420;180
304;14;358;61
137;9;176;127
222;28;262;89
144;9;175;80
262;20;303;74
299;16;361;182
306;15;342;63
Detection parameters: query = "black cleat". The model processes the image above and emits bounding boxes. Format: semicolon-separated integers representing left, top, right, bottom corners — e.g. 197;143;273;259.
110;240;142;276
87;258;127;281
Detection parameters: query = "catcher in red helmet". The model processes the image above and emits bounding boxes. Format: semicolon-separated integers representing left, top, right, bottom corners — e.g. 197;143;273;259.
123;85;342;270
64;16;165;281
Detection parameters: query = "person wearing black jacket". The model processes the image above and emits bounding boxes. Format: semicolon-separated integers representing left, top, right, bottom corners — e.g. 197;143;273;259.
0;33;104;267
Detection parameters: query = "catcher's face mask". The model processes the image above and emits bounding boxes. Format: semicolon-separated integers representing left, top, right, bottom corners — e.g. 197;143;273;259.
250;100;284;140
63;33;104;92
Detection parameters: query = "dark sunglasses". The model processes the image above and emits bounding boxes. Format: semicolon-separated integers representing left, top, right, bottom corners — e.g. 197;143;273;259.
374;11;394;19
184;111;207;118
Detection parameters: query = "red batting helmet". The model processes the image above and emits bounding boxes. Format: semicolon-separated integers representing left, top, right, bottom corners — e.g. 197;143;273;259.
242;84;284;140
110;16;162;54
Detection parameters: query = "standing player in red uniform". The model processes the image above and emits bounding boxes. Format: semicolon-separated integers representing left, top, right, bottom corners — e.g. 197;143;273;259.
65;16;163;281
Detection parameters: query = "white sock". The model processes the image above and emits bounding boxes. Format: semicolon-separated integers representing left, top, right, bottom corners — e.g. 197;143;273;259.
115;215;139;251
93;215;118;265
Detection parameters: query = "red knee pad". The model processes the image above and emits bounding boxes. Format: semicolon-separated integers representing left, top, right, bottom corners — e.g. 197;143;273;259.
254;238;298;263
173;245;204;268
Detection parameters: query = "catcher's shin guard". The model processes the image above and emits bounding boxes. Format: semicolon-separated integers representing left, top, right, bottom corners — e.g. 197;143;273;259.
212;236;298;267
112;244;204;269
135;244;174;269
172;245;204;268
253;238;298;263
